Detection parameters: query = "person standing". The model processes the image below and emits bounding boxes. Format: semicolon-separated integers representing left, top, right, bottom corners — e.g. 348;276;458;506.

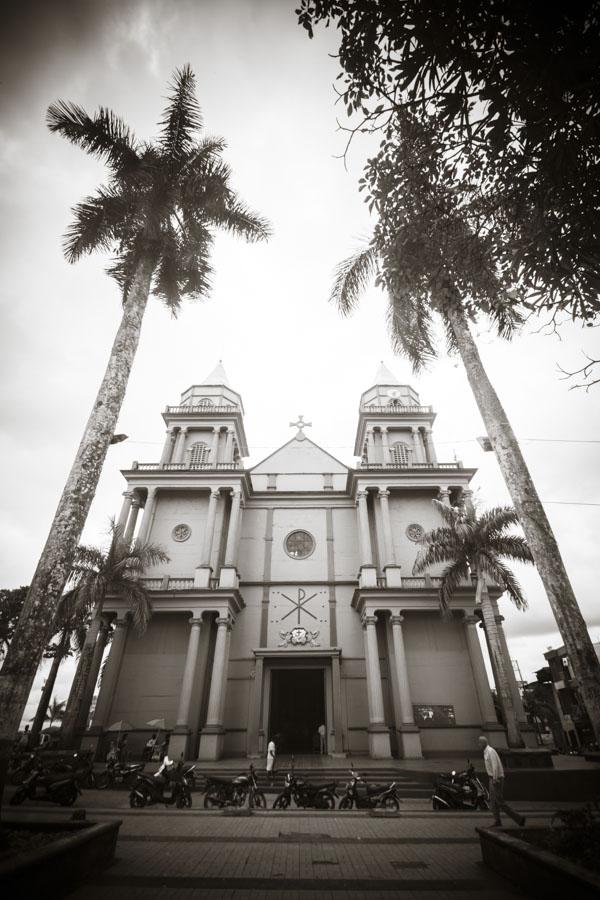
318;723;326;755
117;732;129;765
266;736;276;785
479;736;526;827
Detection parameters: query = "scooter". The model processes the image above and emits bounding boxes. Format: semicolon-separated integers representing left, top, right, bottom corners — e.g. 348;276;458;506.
9;763;81;807
8;751;39;786
431;762;489;810
338;770;400;810
273;770;337;809
203;764;266;809
95;759;145;789
129;763;196;808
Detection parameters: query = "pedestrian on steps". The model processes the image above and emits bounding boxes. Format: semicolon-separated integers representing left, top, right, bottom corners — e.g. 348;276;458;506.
266;736;276;786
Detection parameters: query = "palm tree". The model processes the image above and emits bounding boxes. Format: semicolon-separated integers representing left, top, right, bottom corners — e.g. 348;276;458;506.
413;501;534;747
61;523;169;748
45;698;66;729
330;111;600;744
0;65;270;789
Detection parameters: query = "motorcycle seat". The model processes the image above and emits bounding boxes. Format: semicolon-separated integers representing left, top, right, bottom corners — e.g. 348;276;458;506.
208;776;234;787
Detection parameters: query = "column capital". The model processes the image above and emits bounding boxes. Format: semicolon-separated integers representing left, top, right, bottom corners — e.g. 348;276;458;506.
189;616;203;628
495;614;505;624
356;489;368;501
130;497;143;509
216;615;232;630
226;426;234;434
212;425;221;434
231;487;242;499
411;425;419;434
209;488;221;500
378;488;390;499
113;616;129;629
180;425;189;434
463;614;479;627
361;613;378;629
438;486;450;499
391;614;405;627
122;489;133;499
145;485;157;499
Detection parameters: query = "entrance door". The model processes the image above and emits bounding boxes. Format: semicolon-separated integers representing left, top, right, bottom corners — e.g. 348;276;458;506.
269;668;325;753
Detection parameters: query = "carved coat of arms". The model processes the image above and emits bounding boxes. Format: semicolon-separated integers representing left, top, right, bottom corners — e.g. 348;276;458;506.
279;626;320;648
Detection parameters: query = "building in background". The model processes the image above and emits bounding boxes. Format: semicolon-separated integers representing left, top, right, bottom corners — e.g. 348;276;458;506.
81;363;534;761
542;643;600;749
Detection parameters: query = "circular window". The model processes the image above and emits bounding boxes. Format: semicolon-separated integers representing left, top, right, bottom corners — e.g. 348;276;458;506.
406;523;425;542
172;524;191;542
285;530;315;559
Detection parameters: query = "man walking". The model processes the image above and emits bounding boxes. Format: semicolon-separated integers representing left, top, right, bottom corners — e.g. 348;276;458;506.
266;735;276;786
479;736;526;827
318;723;326;755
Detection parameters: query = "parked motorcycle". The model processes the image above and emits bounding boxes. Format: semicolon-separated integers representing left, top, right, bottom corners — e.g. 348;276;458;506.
338;770;400;810
8;751;39;786
273;770;336;809
9;763;81;807
431;762;489;811
95;759;145;790
129;763;196;808
203;764;266;809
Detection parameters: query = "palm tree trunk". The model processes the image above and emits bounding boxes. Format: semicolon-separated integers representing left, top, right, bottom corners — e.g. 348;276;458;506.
30;629;70;742
61;601;103;748
447;305;600;744
477;569;523;748
74;615;110;736
0;260;154;803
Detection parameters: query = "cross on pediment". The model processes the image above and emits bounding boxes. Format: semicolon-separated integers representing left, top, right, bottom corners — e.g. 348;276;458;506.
289;414;312;436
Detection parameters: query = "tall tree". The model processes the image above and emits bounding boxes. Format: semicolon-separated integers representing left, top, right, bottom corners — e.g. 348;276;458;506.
329;109;600;746
413;501;533;748
0;587;28;660
61;525;169;747
0;65;270;797
45;698;66;729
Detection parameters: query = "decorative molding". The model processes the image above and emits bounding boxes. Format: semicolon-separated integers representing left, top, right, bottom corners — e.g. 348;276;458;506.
406;523;425;542
172;523;191;542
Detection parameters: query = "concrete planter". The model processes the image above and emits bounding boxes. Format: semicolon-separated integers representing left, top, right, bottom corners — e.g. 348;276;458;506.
1;817;121;899
476;826;600;900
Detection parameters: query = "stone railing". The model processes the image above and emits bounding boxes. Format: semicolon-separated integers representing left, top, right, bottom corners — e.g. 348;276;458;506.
360;404;433;414
357;461;462;470
165;405;239;414
139;576;220;591
131;462;241;471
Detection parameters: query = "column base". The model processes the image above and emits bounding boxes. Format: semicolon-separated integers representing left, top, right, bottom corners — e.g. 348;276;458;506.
218;566;239;589
383;566;402;588
398;724;423;759
194;566;213;588
359;566;378;589
520;724;540;748
368;724;392;758
169;727;192;761
198;726;225;761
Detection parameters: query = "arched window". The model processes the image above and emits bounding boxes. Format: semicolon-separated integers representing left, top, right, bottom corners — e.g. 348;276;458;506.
197;397;213;407
388;398;403;408
390;441;411;465
189;441;209;467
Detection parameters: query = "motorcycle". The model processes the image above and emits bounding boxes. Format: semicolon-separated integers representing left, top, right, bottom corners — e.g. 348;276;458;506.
129;762;196;808
203;764;266;809
273;770;336;809
95;759;145;789
338;770;400;811
8;751;39;786
9;763;81;807
431;762;489;811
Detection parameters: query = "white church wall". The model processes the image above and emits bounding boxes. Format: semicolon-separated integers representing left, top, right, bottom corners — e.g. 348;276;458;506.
335;585;364;657
145;491;209;575
276;473;326;491
332;507;360;580
389;492;445;572
238;507;267;582
341;658;369;753
270;507;328;581
230;587;262;656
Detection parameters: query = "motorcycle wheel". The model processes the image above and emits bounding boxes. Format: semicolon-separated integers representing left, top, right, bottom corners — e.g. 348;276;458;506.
251;791;267;809
203;792;223;808
130;791;146;808
378;796;399;811
176;792;192;809
338;797;353;810
318;792;335;810
58;786;78;807
95;772;110;790
84;771;97;789
272;794;290;810
9;788;27;806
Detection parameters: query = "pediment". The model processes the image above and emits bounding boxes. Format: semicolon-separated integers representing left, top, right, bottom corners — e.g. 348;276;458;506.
251;436;348;474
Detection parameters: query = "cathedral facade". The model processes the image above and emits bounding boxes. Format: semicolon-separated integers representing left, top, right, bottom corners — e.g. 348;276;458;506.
83;363;530;761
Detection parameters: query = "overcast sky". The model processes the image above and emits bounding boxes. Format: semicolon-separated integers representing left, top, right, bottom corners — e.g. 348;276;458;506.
2;0;599;721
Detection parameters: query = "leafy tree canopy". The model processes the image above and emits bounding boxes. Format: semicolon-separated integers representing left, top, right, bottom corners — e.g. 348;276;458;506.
0;587;28;660
298;2;600;322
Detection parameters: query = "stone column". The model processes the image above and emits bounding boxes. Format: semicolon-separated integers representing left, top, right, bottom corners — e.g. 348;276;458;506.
116;491;133;534
211;427;221;464
365;428;373;464
411;427;423;463
463;615;498;726
362;614;391;758
173;427;188;464
390;614;422;758
225;428;234;462
378;489;401;588
220;489;243;588
82;616;129;756
160;428;177;465
424;427;436;464
195;489;220;588
136;487;157;545
462;487;474;514
381;428;391;465
356;490;376;588
123;496;142;543
438;486;451;506
331;655;346;756
170;616;203;760
247;656;264;757
198;616;232;760
494;612;529;725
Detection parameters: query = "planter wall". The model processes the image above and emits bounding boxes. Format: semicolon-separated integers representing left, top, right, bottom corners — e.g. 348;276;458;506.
477;826;600;900
1;818;121;899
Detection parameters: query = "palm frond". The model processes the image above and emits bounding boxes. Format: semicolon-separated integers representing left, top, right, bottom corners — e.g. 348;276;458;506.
159;63;202;161
479;554;528;611
413;534;465;573
119;582;153;633
46;102;139;171
153;225;182;311
63;187;130;263
438;558;471;618
330;246;378;315
488;535;534;565
386;287;438;371
477;506;520;538
204;196;271;242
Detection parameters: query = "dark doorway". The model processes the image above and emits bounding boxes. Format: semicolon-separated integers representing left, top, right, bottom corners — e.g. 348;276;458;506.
269;668;325;753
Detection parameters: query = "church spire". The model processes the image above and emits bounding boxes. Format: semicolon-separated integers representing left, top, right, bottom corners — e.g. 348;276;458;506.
201;360;231;388
372;361;401;387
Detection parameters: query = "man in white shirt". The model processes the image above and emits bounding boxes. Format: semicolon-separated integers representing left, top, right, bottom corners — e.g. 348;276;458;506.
266;737;276;785
478;736;526;827
318;723;326;755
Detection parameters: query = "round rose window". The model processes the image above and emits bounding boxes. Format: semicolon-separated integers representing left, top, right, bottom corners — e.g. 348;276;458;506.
285;530;315;559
